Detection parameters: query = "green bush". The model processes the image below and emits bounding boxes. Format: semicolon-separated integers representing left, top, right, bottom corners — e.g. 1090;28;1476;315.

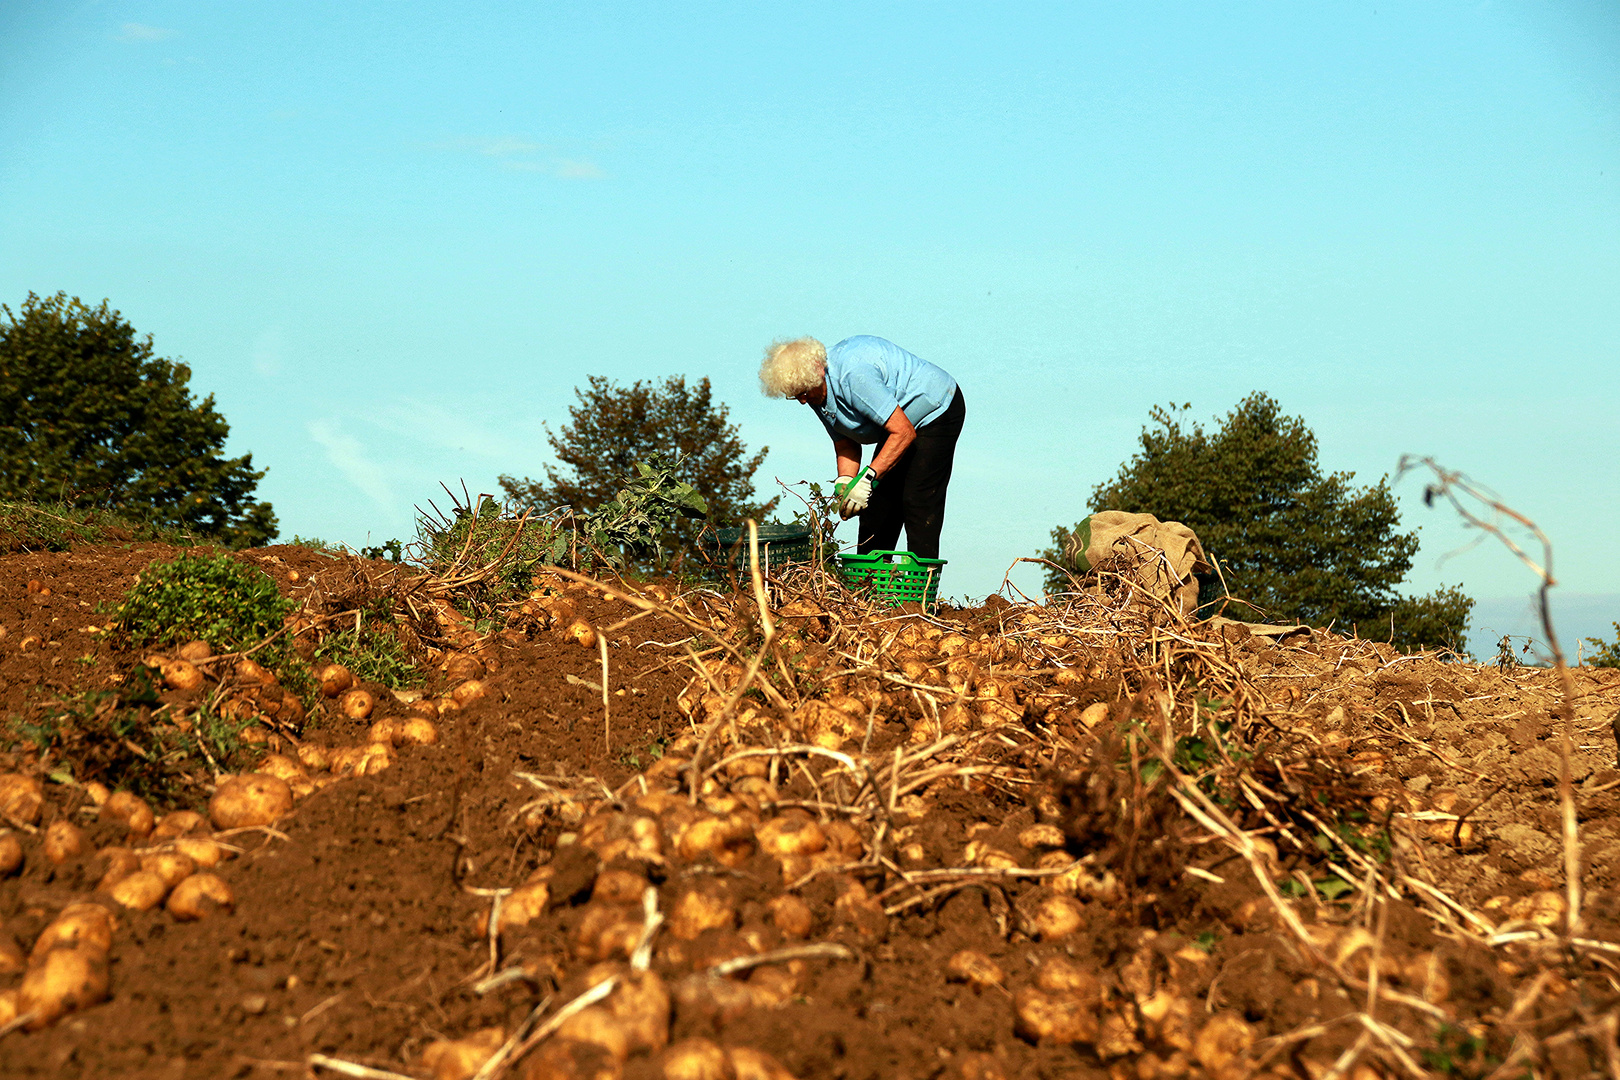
114;552;293;651
0;499;198;554
1585;622;1620;669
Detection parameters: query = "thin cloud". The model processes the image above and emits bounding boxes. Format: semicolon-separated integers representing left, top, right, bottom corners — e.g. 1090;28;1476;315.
119;23;174;42
501;157;606;180
307;418;392;509
426;136;606;179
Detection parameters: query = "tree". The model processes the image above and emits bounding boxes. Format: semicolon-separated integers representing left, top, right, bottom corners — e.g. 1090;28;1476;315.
1042;393;1473;653
499;375;776;564
0;292;277;547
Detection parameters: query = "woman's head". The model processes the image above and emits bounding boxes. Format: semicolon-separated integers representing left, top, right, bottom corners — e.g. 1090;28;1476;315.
759;337;827;399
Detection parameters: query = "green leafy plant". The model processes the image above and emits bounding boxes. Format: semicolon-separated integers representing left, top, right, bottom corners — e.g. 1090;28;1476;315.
314;599;418;690
1584;622;1620;669
361;538;404;562
581;453;709;568
114;551;293;651
288;534;343;554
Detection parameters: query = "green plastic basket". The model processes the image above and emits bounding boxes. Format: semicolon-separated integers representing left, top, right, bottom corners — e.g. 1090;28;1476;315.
707;524;812;578
838;549;947;610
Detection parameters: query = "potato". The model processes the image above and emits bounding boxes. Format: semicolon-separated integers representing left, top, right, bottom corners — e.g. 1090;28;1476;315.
574;965;671;1055
209;773;294;829
177;639;213;662
444;653;485;682
566;619;597;649
30;903;116;959
340;688;376;720
755;815;826;858
1029;894;1085;940
0;988;18;1028
17;946;110;1029
141;851;197;890
946;950;1006;990
522;1038;621;1080
275;693;306;727
0;773;45;825
676;815;756;868
94;846;142;891
0;831;22;876
1018;824;1067;851
669;888;737;941
297;743;332;771
235;658;276;687
108;869;169;911
43;820;86;865
152;810;207;840
256;753;307;783
83;781;111;806
1037;956;1099;997
555;1005;631;1063
219;696;260;723
101;790;156;837
1078;702;1109;728
728;1047;800;1080
406;698;439;720
1014;986;1099;1045
161;658;203;691
317;663;354;697
473;882;550;936
398;717;439;746
422;1027;506;1080
768;894;814;939
661;1037;730;1080
451;679;487;707
593;868;650;906
167;872;235;921
1193;1013;1255;1080
434;697;461;715
173;836;233;869
571;903;645;962
368;718;402;746
353;741;394;776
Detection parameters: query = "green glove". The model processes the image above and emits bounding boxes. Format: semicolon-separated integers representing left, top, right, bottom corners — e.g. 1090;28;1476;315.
834;466;876;519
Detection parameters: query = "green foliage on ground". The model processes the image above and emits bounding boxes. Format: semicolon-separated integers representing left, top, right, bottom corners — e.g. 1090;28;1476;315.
415;494;571;622
500;374;774;565
114;551;294;651
1585;622;1620;669
1043;393;1473;654
2;670;253;807
314;601;419;690
0;291;277;548
0;499;200;553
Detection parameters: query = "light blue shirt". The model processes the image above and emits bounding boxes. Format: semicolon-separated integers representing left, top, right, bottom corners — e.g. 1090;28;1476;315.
815;336;958;444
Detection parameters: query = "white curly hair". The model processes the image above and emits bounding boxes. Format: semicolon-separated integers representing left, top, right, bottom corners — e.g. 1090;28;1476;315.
759;336;827;398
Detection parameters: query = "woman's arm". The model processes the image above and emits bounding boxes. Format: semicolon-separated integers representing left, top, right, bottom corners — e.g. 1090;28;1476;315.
833;436;862;478
867;408;916;480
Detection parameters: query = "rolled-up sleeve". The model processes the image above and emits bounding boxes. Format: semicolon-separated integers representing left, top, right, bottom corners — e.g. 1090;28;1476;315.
842;368;901;428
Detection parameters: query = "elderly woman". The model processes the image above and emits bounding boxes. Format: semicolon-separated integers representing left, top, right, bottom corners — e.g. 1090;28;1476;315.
760;335;965;559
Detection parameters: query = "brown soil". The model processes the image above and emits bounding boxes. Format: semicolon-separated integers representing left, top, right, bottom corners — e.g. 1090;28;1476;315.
3;542;1619;1079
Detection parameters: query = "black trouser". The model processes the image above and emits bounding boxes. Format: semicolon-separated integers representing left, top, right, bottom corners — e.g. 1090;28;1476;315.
857;387;965;559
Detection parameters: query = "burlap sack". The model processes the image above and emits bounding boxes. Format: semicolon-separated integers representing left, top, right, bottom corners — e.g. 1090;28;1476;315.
1059;511;1213;616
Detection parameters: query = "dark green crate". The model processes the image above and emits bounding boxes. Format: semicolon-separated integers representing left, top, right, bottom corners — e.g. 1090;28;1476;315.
838;549;947;610
707;524;812;577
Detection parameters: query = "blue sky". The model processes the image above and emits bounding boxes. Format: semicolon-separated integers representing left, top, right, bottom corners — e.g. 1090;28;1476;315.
2;2;1616;655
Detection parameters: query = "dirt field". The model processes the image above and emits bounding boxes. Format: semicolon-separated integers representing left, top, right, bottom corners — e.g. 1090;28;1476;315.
3;540;1619;1079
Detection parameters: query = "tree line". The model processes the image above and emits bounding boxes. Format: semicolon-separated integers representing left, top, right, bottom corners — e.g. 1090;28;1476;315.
1;290;1473;652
